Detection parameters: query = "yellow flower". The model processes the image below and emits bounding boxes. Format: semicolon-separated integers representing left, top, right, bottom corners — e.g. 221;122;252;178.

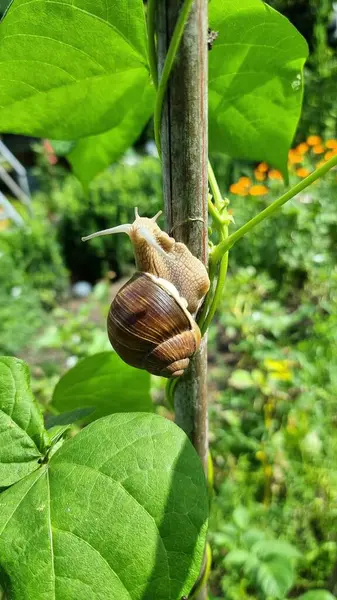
324;149;337;161
249;185;269;196
256;450;266;462
312;144;324;154
288;149;302;164
229;182;248;196
296;167;310;178
238;176;252;186
268;169;283;180
306;135;322;146
257;162;269;173
296;142;309;155
325;139;337;149
254;168;265;181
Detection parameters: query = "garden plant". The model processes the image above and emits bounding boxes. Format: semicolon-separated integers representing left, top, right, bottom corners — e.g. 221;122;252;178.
0;0;337;599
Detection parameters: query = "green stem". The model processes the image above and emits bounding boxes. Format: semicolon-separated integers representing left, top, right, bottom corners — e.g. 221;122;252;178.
207;192;223;227
197;257;217;329
208;161;222;210
154;0;195;155
212;154;337;265
200;244;228;336
198;165;230;334
189;543;212;599
165;377;178;411
147;0;158;88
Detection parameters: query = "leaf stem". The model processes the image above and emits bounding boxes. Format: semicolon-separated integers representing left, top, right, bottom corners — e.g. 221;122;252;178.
200;243;228;335
198;165;230;334
189;543;212;599
154;0;195;155
211;154;337;265
208;161;222;210
147;0;158;88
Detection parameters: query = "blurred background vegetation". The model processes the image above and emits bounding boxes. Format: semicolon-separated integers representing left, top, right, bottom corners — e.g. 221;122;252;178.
1;0;337;598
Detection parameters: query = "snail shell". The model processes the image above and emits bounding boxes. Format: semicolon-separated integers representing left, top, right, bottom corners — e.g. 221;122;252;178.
107;272;201;378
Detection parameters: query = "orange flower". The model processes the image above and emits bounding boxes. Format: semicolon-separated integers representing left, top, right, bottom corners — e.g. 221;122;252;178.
296;167;310;178
312;144;324;154
257;162;269;173
238;176;251;186
326;139;337;149
307;135;322;146
296;142;309;155
288;149;302;164
230;183;249;196
325;149;337;161
268;169;283;180
249;185;269;196
254;168;265;181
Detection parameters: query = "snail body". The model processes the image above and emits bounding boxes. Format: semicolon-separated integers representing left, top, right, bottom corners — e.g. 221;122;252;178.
82;208;210;314
82;209;210;378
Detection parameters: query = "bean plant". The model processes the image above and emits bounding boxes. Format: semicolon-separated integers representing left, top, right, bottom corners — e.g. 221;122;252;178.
0;0;336;599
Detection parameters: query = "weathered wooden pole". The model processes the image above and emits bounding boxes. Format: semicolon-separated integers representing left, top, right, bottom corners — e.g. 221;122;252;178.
156;2;208;596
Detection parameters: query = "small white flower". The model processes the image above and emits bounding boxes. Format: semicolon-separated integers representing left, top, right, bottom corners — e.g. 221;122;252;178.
66;356;78;369
145;140;159;157
11;286;22;298
313;254;325;264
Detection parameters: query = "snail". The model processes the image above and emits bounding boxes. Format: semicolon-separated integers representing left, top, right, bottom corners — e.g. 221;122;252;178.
82;209;210;377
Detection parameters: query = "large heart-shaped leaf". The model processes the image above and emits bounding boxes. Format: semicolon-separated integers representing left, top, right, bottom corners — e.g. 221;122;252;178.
0;412;208;599
52;352;152;421
208;0;309;177
68;84;155;185
0;0;149;138
0;357;49;487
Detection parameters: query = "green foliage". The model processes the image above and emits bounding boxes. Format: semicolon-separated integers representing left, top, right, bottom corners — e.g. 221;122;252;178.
0;0;150;139
36;155;162;279
0;202;68;355
0;250;45;355
68;86;156;185
218;508;301;599
0;357;49;486
52;352;153;420
207;161;337;597
0;216;68;304
297;593;336;600
0;357;209;599
0;0;307;184
208;0;308;178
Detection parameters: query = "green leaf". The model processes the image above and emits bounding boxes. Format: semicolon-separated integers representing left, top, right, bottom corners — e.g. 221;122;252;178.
255;556;294;599
50;140;76;156
297;593;336;600
0;357;49;487
253;539;302;560
45;407;95;429
224;549;252;568
0;0;149;139
52;352;152;421
228;369;256;390
69;83;155;186
232;506;250;529
0;413;208;599
208;0;309;178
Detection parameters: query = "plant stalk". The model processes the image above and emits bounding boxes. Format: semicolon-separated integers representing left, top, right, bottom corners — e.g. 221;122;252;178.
156;5;209;597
